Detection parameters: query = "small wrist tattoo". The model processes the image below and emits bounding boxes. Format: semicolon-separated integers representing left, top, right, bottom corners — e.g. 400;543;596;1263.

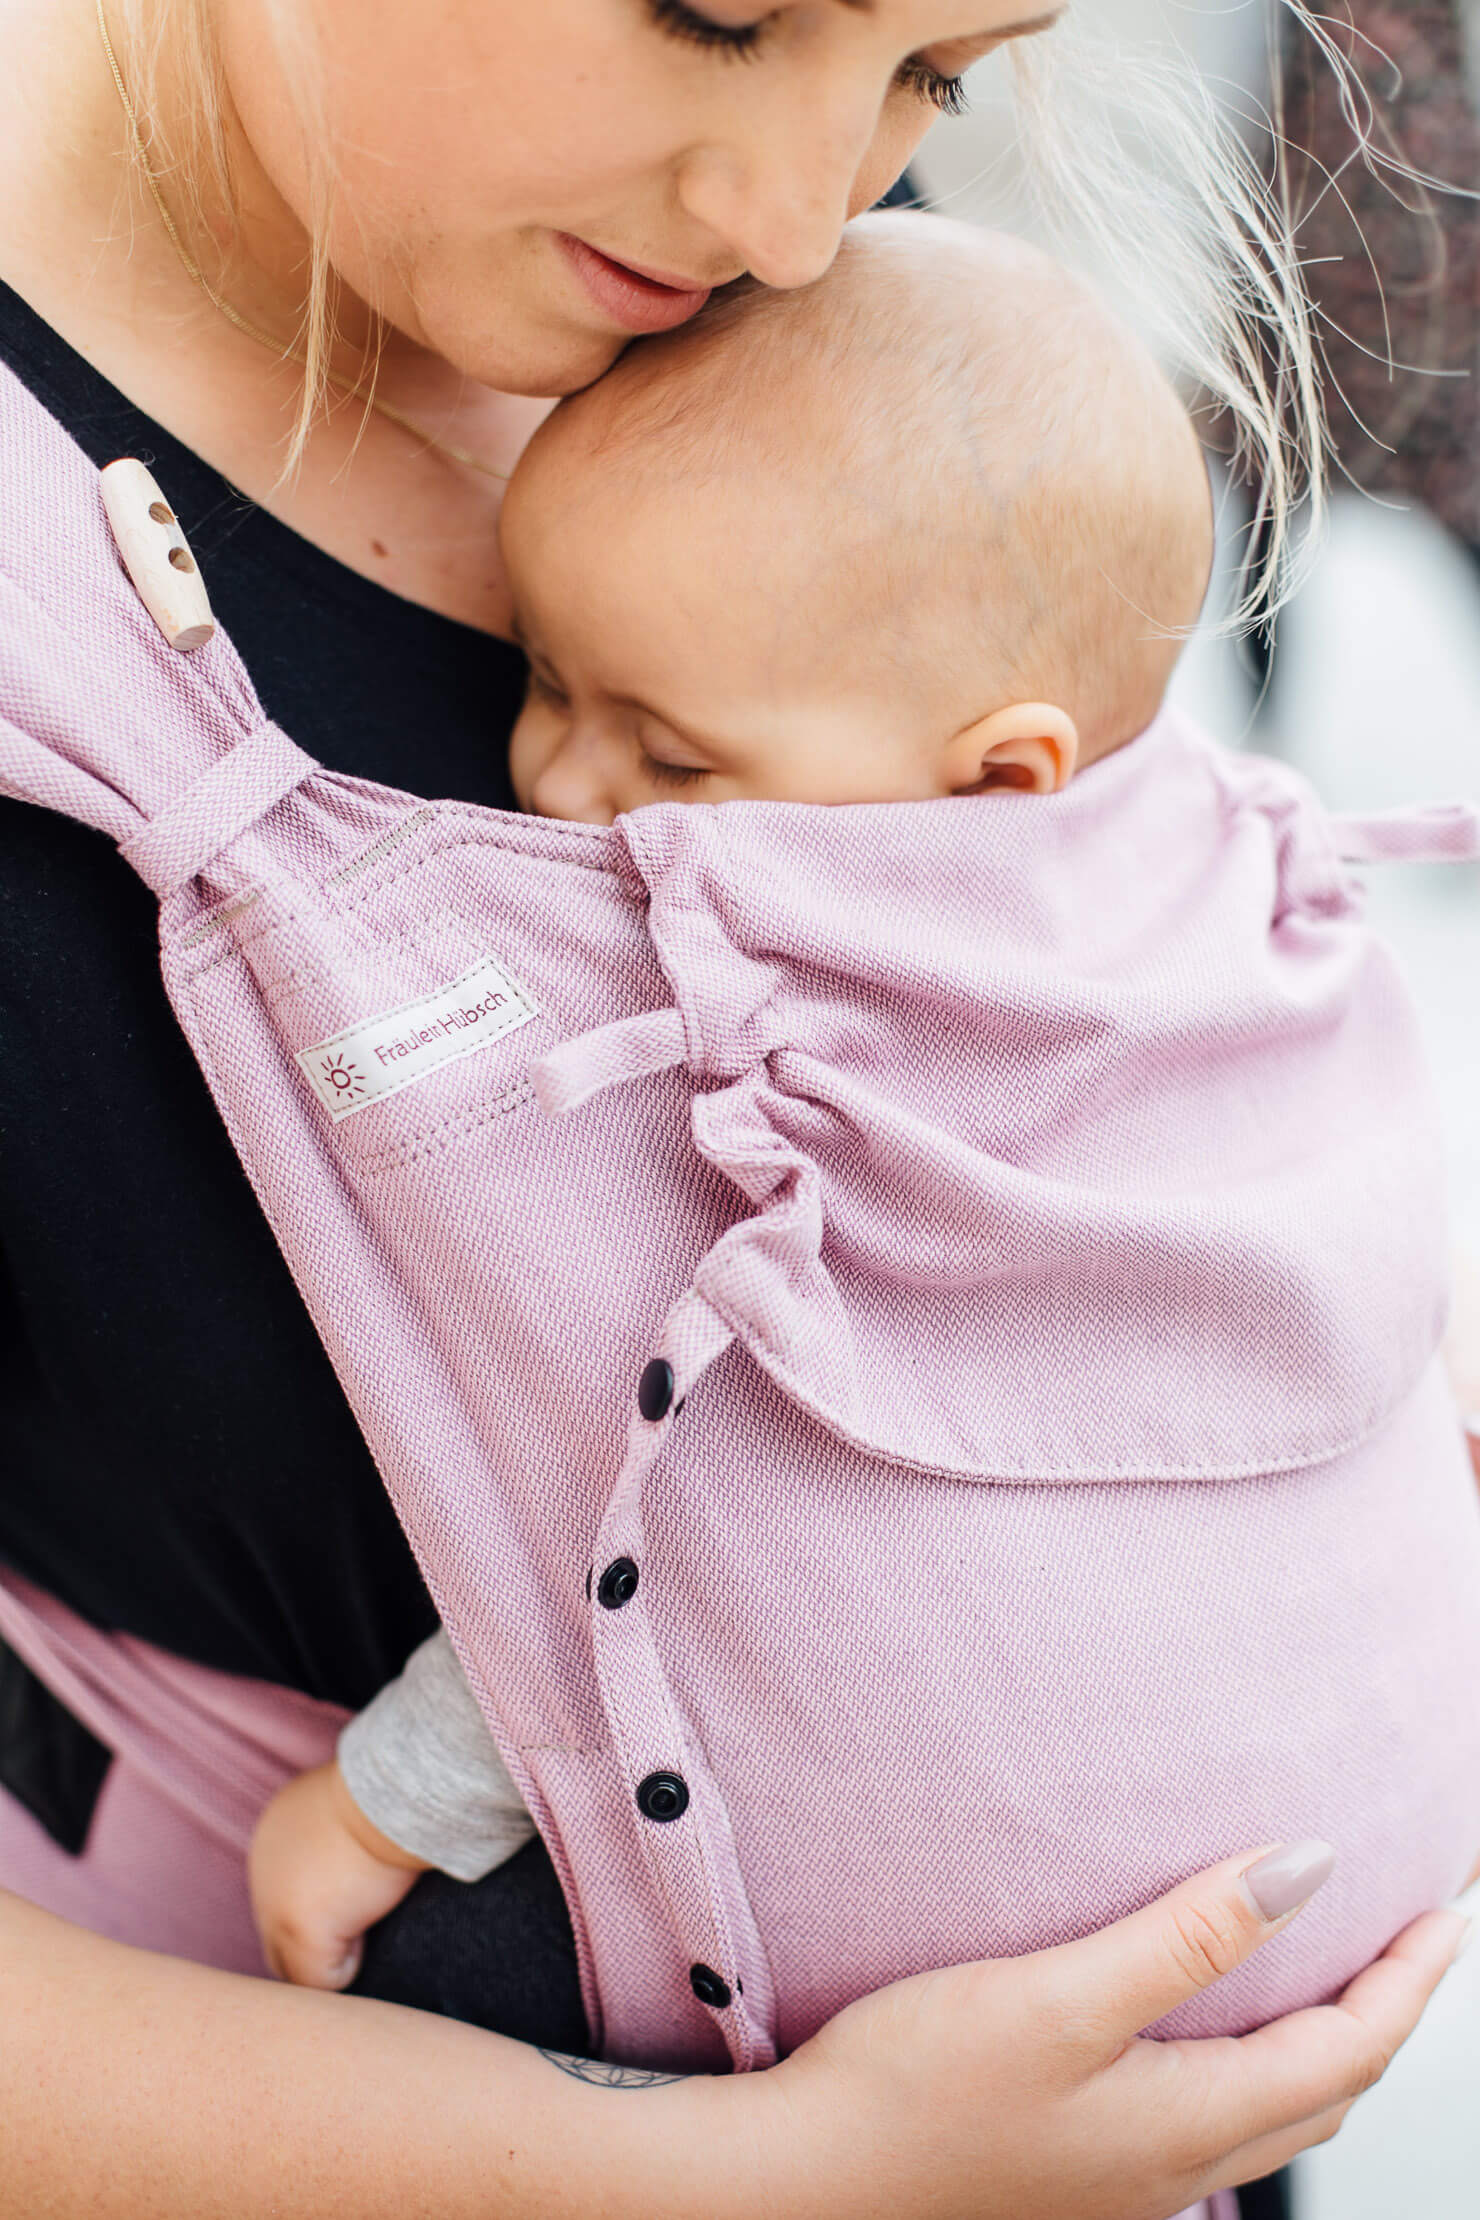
537;2048;688;2089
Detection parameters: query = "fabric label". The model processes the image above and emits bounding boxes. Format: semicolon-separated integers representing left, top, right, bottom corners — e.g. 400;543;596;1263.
295;955;539;1121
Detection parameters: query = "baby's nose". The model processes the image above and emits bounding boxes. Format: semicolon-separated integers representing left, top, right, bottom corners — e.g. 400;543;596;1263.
529;757;617;828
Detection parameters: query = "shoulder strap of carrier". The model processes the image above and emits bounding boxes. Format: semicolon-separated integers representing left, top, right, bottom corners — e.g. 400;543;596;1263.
0;358;318;899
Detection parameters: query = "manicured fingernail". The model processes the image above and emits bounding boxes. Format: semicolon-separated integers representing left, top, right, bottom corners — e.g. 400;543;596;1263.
1241;1839;1337;1922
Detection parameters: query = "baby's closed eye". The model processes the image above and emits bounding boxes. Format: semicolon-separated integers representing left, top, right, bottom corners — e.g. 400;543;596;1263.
639;749;711;788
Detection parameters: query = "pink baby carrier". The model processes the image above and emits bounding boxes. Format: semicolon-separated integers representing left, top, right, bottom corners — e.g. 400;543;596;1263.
3;359;1480;2087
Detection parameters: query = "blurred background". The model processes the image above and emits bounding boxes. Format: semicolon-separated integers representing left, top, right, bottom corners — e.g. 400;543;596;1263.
913;5;1480;2212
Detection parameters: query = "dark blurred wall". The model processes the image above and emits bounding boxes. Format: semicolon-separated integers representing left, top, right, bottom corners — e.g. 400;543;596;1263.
1282;0;1480;548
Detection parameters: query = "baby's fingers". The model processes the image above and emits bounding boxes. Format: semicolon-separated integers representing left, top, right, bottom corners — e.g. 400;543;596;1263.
264;1911;364;1992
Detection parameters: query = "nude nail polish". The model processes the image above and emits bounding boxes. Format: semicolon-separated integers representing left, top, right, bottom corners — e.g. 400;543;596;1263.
1241;1839;1337;1922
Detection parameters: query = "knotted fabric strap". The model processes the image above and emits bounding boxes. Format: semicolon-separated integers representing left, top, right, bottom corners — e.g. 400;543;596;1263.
120;720;318;898
1334;800;1480;865
534;1005;688;1118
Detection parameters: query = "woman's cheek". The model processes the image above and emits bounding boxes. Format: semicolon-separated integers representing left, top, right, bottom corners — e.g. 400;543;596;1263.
849;99;935;218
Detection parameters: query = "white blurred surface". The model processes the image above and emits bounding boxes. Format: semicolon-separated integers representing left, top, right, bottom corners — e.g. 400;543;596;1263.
916;23;1480;2210
1182;495;1480;1263
914;0;1271;257
1185;505;1480;2219
1296;1885;1480;2220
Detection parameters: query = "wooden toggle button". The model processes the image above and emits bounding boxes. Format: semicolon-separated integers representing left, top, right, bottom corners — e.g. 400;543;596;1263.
100;458;216;653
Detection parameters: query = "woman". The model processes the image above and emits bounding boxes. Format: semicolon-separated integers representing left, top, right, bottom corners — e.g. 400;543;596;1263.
0;2;1467;2212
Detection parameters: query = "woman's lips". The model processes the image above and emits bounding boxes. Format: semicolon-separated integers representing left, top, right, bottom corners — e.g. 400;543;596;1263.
556;235;712;335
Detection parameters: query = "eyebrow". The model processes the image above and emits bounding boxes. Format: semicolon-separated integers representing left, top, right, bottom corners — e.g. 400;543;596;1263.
508;614;561;683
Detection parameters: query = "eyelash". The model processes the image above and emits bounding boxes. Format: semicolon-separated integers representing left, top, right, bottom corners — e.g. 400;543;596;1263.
895;54;971;118
527;674;707;784
649;0;766;59
647;0;971;114
640;751;710;787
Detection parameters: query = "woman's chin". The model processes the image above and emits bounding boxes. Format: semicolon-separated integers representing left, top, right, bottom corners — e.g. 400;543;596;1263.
428;304;632;400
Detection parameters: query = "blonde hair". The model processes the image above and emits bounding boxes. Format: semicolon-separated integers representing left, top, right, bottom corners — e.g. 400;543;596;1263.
110;0;1394;626
1007;12;1330;632
109;0;343;463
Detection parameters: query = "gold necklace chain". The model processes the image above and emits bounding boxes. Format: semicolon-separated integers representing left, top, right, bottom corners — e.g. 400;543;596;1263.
95;0;508;481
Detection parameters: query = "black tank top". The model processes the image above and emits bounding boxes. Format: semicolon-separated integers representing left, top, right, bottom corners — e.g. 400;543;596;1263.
0;280;527;1708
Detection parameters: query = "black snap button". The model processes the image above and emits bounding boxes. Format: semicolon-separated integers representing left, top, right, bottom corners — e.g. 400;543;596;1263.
637;1357;675;1422
689;1963;732;2010
597;1557;640;1610
635;1770;689;1823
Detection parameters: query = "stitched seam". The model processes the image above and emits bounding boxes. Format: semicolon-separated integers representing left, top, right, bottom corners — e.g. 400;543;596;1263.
178;915;552;1163
698;1280;1417;1483
255;908;502;1010
355;1081;536;1174
515;1742;611;1758
170;819;635;982
325;806;438;886
178;890;264;947
325;822;625;918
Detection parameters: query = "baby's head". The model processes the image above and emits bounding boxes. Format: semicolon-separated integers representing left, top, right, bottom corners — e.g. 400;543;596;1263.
501;213;1212;824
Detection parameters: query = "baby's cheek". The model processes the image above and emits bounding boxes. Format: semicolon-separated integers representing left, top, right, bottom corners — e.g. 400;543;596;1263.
507;703;547;813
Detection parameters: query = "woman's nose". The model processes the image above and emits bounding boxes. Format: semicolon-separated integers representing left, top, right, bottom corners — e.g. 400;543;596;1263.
678;82;884;291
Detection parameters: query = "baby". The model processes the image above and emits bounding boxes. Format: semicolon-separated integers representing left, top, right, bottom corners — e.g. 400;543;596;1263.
247;215;1477;2002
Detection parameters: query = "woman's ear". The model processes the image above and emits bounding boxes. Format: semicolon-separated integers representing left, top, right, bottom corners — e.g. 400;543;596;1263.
941;702;1079;795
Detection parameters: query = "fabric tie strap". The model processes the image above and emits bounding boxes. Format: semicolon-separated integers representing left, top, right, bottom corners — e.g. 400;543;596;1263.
1334;800;1480;865
533;1005;689;1118
120;721;318;898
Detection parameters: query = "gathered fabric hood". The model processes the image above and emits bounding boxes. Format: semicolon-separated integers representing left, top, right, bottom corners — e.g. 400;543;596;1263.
583;723;1452;1482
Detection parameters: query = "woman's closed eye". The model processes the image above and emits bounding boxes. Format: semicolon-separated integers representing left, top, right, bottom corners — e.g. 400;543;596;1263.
648;0;769;59
893;56;970;115
647;0;970;111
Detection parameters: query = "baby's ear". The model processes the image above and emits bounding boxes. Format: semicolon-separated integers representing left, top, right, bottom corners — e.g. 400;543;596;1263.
943;703;1078;796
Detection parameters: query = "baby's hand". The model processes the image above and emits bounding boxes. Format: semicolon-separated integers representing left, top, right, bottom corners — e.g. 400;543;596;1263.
248;1760;431;1990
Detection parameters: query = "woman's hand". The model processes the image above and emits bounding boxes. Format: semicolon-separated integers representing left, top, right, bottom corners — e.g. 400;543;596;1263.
748;1840;1471;2220
0;1843;1466;2220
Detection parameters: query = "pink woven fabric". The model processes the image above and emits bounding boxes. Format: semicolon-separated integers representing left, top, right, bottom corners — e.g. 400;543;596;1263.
0;1569;344;1971
3;358;1480;2104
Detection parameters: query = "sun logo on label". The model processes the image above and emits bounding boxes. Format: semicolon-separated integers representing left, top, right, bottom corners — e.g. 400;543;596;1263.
318;1053;366;1105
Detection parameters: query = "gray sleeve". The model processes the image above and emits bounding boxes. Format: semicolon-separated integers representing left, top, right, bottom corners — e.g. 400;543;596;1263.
337;1630;536;1883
